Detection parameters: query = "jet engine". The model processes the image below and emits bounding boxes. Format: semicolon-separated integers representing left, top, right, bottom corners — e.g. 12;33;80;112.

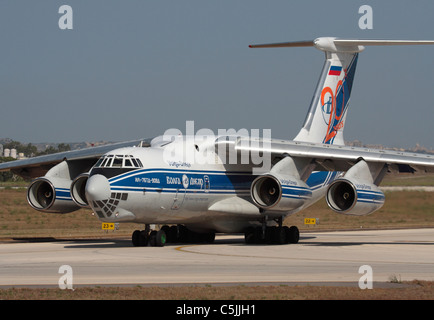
326;160;387;216
27;177;80;213
70;173;89;207
26;160;93;213
251;173;312;211
326;178;385;216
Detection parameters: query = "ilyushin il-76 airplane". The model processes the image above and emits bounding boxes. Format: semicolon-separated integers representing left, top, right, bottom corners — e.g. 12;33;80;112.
2;37;434;247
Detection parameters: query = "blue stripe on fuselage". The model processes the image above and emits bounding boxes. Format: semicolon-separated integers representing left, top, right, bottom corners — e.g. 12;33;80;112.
109;168;254;194
104;168;338;197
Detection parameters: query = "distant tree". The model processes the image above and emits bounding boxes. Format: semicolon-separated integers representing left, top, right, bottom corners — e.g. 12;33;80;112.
0;140;71;182
37;143;71;155
39;146;58;155
24;143;38;157
57;143;71;152
3;140;22;151
0;157;16;181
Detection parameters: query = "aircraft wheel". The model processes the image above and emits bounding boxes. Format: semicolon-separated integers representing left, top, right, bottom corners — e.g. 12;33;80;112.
244;227;255;244
161;225;171;242
254;226;264;243
139;230;149;246
274;227;287;245
202;232;215;244
265;226;275;244
132;230;149;247
177;225;189;243
287;226;300;244
155;229;167;247
132;230;141;247
149;230;157;246
168;226;178;243
149;230;166;247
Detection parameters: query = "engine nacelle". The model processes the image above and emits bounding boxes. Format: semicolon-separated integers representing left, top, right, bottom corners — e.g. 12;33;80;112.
27;177;80;213
70;173;89;207
326;178;385;216
251;173;312;212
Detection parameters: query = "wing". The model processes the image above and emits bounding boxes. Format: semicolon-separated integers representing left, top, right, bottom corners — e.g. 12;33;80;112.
0;139;149;179
232;137;434;173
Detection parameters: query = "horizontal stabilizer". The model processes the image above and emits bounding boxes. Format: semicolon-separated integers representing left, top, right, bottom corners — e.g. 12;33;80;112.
250;37;434;53
249;40;313;49
334;39;434;46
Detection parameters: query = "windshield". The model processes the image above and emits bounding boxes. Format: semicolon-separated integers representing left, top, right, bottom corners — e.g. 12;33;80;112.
94;155;143;168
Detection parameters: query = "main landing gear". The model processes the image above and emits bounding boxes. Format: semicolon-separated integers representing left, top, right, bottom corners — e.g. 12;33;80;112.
244;225;299;244
131;221;299;247
131;224;216;247
244;216;300;245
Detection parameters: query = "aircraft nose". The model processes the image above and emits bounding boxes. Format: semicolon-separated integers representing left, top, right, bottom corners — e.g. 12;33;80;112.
85;174;111;202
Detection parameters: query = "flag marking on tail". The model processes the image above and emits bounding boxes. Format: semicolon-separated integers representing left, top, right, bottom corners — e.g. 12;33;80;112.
328;66;342;76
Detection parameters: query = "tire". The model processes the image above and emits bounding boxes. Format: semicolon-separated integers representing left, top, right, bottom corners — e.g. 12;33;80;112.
132;230;148;247
154;229;166;247
132;230;141;247
149;230;157;247
202;232;215;244
168;226;178;243
244;227;255;244
287;226;300;244
161;225;171;242
254;226;264;244
177;225;189;243
274;227;287;245
139;230;149;246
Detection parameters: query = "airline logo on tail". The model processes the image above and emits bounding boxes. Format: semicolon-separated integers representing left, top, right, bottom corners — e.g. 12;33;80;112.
321;54;358;144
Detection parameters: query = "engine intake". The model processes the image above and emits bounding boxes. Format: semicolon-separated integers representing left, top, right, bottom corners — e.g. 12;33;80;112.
251;175;280;207
251;174;312;212
70;173;89;207
27;177;80;213
326;178;385;216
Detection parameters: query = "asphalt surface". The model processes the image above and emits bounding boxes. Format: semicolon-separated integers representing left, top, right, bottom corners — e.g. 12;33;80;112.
0;228;433;288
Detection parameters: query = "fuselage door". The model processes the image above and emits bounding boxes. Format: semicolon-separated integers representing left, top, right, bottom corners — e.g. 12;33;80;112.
171;174;188;210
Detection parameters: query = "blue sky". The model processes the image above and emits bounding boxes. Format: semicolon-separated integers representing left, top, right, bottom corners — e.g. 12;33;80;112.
1;1;434;148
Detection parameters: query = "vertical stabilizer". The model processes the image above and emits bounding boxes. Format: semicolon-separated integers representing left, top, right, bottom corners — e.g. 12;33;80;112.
295;43;359;145
249;37;434;145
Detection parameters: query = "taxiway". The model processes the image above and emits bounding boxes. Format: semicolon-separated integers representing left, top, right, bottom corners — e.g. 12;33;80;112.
0;228;433;287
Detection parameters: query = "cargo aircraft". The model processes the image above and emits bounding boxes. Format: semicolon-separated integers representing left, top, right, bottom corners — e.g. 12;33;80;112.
2;37;434;247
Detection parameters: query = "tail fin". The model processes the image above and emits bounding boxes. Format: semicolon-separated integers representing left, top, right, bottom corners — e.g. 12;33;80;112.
250;37;434;145
296;40;358;145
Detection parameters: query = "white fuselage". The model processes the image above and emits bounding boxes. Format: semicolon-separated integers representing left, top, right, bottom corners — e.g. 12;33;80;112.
85;136;337;233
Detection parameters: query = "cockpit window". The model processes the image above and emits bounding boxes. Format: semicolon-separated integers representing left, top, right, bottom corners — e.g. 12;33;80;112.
94;154;143;168
112;156;123;167
131;158;139;167
94;157;104;167
101;155;113;167
124;158;133;167
136;158;143;167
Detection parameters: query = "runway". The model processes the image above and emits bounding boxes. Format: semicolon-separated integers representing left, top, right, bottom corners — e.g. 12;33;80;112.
0;228;433;287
